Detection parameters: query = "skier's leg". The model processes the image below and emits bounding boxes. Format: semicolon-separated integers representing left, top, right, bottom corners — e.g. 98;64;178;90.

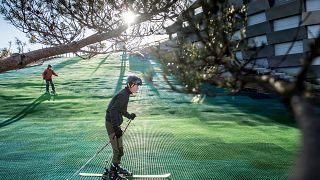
117;146;132;176
108;134;122;179
111;143;132;176
105;122;127;179
50;80;56;93
45;80;49;93
118;138;123;162
109;135;122;165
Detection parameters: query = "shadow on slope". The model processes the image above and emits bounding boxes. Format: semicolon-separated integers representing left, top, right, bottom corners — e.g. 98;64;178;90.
91;53;113;75
0;94;56;128
114;54;127;94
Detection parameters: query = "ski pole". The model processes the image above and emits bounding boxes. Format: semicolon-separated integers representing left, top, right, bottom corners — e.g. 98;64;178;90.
68;120;133;180
96;119;132;155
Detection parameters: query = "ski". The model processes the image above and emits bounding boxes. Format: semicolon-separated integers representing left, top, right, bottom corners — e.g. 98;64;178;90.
79;172;171;179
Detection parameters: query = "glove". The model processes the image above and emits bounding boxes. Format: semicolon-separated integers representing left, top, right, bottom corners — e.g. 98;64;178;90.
128;113;136;120
114;126;123;138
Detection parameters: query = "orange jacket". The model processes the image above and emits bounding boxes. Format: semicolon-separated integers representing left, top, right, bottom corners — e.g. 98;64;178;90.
42;68;58;80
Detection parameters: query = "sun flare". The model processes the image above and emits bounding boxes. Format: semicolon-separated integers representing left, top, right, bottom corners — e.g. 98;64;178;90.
122;11;137;26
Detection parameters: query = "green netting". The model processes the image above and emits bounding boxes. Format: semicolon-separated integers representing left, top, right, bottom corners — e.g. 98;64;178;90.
0;53;299;180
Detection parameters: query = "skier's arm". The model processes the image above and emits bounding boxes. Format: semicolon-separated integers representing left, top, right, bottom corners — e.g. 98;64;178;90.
109;94;127;126
122;109;136;120
119;100;136;119
118;96;136;120
112;94;132;119
52;70;58;76
121;105;130;119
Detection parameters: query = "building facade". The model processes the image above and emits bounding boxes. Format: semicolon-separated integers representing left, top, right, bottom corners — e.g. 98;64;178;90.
165;0;320;81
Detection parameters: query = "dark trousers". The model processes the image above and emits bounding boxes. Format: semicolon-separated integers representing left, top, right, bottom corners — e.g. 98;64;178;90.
105;121;124;164
45;79;55;92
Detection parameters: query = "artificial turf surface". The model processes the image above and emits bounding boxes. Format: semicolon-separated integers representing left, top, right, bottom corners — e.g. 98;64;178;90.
0;53;300;179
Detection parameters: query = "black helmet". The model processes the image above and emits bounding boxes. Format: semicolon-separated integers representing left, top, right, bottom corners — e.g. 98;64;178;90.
48;64;52;68
126;75;142;86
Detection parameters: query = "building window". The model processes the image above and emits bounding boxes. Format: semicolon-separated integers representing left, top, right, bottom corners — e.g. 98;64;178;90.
276;67;301;76
312;57;320;65
254;58;269;68
194;7;203;15
306;0;320;12
307;25;320;39
274;0;295;7
199;21;206;30
170;33;177;40
273;15;300;31
248;35;268;47
275;41;303;56
247;12;267;26
231;30;241;40
182;21;189;28
235;51;244;61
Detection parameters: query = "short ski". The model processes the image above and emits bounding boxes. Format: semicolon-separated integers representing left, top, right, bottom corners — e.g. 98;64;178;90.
79;172;171;179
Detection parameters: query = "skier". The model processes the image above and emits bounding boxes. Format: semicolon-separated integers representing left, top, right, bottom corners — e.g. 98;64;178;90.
42;64;58;94
104;75;142;179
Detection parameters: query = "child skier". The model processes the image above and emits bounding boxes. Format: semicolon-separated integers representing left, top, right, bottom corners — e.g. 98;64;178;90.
104;75;142;179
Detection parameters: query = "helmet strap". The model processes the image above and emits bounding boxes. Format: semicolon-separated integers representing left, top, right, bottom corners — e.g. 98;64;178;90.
127;83;134;88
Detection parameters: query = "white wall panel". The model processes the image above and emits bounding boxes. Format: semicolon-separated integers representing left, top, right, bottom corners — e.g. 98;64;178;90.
194;7;203;15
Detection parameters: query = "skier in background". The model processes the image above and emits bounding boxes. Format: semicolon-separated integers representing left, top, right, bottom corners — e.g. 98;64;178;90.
42;64;58;94
104;75;142;179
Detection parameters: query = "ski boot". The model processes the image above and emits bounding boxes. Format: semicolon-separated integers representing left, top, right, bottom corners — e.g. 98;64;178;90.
118;165;132;176
110;163;131;178
101;168;121;180
109;172;124;180
101;168;109;180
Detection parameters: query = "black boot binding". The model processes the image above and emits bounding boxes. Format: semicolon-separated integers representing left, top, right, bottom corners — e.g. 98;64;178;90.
101;166;122;180
117;164;132;176
110;163;132;177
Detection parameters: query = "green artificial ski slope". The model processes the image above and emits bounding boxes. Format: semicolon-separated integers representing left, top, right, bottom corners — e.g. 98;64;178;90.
0;53;299;180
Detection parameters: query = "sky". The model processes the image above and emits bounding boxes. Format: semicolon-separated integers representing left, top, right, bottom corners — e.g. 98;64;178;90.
0;1;195;54
0;16;43;52
0;13;169;53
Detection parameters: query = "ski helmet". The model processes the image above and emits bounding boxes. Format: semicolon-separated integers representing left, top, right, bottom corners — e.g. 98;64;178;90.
126;75;142;86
